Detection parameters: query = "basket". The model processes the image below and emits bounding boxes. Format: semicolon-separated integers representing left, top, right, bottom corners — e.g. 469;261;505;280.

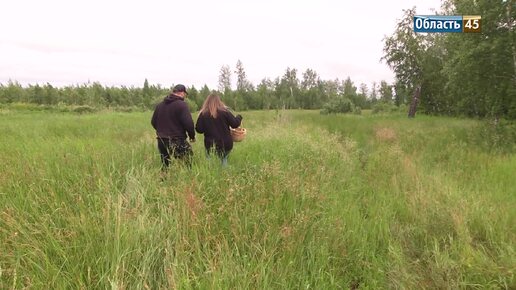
230;127;247;142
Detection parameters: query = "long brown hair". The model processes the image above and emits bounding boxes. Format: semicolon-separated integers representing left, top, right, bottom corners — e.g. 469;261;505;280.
199;93;226;118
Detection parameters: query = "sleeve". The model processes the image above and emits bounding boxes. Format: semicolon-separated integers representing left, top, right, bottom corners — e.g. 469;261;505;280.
226;110;242;129
151;105;159;130
180;103;196;140
195;114;205;134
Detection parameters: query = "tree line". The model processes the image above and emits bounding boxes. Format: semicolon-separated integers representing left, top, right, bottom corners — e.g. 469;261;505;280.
1;0;513;119
0;63;394;113
0;79;167;110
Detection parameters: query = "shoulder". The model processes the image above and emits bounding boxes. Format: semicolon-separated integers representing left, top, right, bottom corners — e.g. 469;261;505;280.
176;100;189;110
153;101;164;110
220;108;232;116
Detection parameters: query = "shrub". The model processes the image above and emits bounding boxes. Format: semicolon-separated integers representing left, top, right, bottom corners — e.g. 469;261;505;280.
372;102;400;114
471;119;516;153
73;105;97;114
9;102;42;111
397;104;409;114
320;97;354;114
115;106;146;113
56;102;72;112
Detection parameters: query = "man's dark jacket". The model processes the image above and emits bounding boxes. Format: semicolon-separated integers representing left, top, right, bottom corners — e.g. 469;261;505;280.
151;94;195;140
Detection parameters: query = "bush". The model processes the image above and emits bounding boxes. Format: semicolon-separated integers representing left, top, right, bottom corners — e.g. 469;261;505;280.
8;103;47;111
114;106;146;113
320;97;354;114
509;102;516;120
397;104;409;114
73;105;97;114
471;119;516;153
353;106;362;115
56;102;72;112
372;102;400;114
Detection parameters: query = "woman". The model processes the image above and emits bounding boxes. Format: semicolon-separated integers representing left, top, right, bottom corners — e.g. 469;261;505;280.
195;93;242;166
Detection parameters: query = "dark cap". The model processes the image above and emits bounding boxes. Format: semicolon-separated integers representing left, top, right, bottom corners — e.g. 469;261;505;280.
172;84;188;94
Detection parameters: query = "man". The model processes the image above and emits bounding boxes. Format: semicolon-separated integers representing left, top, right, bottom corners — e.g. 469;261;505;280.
151;84;195;169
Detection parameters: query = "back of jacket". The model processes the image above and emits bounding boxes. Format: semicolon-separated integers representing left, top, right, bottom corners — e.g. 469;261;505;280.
151;94;195;140
195;109;242;152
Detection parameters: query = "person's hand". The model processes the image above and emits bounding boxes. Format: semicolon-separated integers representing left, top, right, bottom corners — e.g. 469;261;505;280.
236;114;243;120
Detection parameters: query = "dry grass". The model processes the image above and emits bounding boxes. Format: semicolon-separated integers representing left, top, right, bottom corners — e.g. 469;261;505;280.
375;127;397;142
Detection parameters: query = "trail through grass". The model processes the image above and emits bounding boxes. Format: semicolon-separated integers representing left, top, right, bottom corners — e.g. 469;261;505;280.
0;110;514;289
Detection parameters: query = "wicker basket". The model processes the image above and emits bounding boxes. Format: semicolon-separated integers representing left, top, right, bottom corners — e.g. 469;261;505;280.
230;127;247;142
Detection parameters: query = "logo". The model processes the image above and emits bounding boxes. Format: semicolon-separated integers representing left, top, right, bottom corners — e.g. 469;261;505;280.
462;15;482;33
414;15;481;33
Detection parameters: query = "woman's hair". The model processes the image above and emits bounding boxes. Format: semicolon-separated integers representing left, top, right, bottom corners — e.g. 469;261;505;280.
199;93;226;118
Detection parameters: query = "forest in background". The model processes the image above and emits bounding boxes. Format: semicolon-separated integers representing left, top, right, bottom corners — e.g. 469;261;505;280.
0;0;514;119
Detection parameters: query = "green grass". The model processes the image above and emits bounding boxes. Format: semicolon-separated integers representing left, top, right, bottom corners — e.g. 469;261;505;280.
0;110;514;289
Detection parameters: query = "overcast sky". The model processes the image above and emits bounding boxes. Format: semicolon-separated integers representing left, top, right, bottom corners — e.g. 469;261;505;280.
0;0;442;89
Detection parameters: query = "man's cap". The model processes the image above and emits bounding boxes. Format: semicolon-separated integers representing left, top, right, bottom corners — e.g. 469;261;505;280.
173;84;188;94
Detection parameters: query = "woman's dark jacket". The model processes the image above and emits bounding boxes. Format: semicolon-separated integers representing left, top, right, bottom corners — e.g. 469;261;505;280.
195;109;242;153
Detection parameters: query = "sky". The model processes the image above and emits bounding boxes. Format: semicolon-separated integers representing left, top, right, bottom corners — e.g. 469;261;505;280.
0;0;443;90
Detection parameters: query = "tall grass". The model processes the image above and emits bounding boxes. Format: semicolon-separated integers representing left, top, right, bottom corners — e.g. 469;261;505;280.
0;110;514;289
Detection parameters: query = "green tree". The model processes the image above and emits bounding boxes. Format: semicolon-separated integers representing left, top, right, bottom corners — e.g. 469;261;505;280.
130;86;141;107
383;8;425;89
301;68;320;109
256;78;275;109
0;83;5;103
276;67;300;109
393;80;409;106
342;77;357;96
87;82;107;107
384;1;515;119
199;84;211;108
357;83;370;109
41;83;58;105
352;83;369;109
342;77;363;109
370;82;378;105
234;59;254;110
118;86;131;107
383;7;447;115
379;80;393;103
142;78;152;108
29;84;44;105
323;79;340;101
382;7;429;112
442;0;515;118
5;80;26;103
187;85;202;108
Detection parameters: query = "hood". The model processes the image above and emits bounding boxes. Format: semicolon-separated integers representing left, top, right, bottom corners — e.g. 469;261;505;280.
164;93;183;104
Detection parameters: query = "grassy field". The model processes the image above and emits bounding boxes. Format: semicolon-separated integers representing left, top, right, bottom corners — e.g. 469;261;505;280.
0;109;514;289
